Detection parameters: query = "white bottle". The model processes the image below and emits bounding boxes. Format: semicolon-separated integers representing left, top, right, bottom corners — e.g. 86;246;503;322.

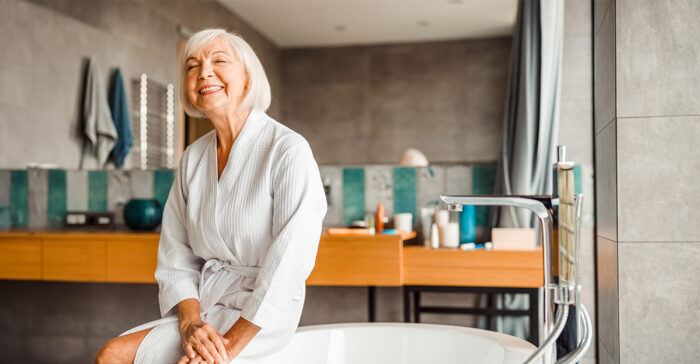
430;223;440;249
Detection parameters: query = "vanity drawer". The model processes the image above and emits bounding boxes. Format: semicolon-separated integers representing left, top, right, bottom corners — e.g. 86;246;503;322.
0;237;42;280
42;238;107;282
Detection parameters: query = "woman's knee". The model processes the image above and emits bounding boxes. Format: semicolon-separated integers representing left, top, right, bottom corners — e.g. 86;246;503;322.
95;329;150;364
95;338;123;364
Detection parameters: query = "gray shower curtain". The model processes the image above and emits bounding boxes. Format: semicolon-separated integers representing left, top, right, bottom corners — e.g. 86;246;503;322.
483;0;564;340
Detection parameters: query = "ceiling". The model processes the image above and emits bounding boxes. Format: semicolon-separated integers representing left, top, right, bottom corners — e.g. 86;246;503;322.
215;0;518;48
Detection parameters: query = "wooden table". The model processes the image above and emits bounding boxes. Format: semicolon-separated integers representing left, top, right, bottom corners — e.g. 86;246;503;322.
0;230;543;341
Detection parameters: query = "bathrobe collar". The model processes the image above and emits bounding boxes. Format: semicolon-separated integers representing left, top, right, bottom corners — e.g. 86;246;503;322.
204;109;267;261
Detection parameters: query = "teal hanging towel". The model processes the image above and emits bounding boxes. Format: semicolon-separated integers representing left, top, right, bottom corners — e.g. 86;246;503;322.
109;68;134;168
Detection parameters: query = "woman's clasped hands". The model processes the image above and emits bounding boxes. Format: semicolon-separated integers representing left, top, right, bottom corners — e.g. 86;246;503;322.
177;319;231;364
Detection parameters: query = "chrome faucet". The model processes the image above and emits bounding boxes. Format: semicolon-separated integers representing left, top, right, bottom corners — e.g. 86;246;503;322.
440;147;590;363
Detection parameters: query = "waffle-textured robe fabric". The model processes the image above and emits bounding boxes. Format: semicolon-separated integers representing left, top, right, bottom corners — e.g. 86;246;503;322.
120;109;327;363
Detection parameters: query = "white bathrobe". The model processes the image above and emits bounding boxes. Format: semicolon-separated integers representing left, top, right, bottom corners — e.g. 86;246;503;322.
121;110;327;363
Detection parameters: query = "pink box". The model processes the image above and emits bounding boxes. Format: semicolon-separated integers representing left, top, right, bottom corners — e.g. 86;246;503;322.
491;228;537;250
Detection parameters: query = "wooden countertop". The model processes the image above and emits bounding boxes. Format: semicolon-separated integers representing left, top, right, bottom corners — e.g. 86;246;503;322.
0;230;543;288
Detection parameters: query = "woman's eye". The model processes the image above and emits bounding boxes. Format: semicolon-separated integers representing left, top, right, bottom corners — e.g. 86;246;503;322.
187;64;199;70
215;60;226;63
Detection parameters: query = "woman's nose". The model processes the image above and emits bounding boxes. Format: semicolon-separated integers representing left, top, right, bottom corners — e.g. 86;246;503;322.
198;62;214;79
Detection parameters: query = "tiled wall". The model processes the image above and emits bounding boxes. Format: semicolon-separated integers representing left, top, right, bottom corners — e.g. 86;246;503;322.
0;163;499;232
322;164;497;229
0;0;281;170
281;38;511;165
595;0;700;362
0;169;174;229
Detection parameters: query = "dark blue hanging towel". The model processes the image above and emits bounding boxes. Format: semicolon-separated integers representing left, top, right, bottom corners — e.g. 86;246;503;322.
108;68;134;168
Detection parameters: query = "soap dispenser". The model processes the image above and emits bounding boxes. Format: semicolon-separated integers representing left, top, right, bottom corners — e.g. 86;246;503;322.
375;203;386;233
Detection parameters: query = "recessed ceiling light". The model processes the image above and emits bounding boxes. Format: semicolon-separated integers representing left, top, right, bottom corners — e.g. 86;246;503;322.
334;25;346;32
418;20;430;27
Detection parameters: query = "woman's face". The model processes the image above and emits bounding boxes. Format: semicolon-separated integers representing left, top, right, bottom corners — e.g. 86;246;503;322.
185;37;248;116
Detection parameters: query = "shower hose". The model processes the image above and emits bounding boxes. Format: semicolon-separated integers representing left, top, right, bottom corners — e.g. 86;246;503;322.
522;303;592;364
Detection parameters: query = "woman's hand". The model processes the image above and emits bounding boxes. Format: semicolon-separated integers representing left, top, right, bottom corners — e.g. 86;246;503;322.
179;319;230;364
176;352;228;364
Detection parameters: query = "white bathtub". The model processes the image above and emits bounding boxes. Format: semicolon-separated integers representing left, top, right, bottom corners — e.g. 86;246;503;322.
237;323;537;364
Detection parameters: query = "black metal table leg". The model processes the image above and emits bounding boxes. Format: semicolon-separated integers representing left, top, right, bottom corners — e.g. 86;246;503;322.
413;290;421;323
403;287;411;323
368;286;376;322
528;288;539;346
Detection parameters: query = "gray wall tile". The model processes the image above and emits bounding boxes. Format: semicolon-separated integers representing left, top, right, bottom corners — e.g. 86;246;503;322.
364;165;394;218
595;120;617;241
65;170;88;211
129;170;153;199
596;236;619;364
594;2;616;134
617;116;700;242
444;165;472;195
618;242;700;362
27;169;48;228
416;166;445;211
616;0;700;118
107;170;131;227
0;170;10;206
318;166;343;227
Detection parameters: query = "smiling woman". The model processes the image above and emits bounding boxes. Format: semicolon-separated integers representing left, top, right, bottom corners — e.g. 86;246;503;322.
94;29;327;364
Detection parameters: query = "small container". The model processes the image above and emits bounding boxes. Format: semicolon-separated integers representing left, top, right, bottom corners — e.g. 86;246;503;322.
459;205;476;244
434;209;449;227
420;207;436;247
393;213;413;234
439;222;460;248
375;203;386;233
430;223;440;249
123;199;163;231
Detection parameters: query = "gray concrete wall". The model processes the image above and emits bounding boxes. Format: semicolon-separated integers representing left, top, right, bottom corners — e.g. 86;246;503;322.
559;0;595;362
594;0;700;362
0;0;281;169
280;37;511;164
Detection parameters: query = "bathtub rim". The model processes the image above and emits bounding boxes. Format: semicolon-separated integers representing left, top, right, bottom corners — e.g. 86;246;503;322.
295;322;537;351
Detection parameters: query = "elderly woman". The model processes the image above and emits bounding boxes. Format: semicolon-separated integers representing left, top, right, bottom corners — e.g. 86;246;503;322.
95;28;327;364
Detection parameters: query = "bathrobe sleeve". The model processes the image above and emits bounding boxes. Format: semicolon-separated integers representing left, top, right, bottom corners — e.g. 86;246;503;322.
241;141;327;329
154;153;205;317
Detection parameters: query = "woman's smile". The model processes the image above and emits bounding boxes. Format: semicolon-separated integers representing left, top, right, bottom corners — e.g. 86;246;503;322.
199;84;225;95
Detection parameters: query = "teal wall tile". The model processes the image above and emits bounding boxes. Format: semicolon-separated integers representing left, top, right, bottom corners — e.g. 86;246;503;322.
27;169;48;228
153;170;174;209
393;167;416;224
472;164;497;226
574;165;582;195
0;171;10;206
47;169;67;227
10;170;28;227
66;171;88;211
88;171;108;211
342;168;365;226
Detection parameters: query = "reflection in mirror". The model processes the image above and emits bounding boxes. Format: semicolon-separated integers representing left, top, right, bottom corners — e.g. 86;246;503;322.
131;74;175;169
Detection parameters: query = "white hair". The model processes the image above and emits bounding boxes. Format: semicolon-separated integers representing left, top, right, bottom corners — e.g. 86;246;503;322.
179;28;271;117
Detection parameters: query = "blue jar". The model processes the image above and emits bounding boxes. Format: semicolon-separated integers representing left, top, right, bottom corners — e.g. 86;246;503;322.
123;199;163;231
459;205;476;244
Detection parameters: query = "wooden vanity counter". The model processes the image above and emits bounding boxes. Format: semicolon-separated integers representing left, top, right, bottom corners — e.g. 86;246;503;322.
0;230;542;289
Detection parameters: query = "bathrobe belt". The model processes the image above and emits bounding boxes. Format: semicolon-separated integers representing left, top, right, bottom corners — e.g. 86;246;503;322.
198;259;260;313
